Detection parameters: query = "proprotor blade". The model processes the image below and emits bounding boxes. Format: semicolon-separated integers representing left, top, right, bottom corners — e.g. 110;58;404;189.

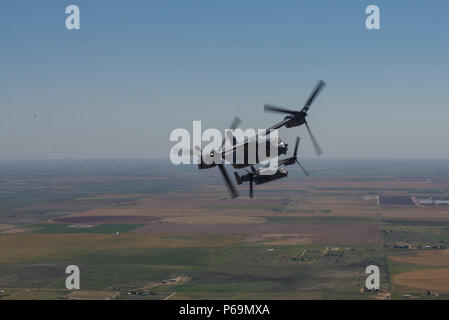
218;164;239;199
222;116;242;149
264;104;296;114
305;121;323;156
229;116;242;130
302;80;326;112
296;160;310;176
293;137;300;157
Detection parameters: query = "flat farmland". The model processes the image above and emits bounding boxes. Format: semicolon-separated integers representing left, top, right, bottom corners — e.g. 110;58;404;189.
1;159;449;299
59;196;290;220
392;268;449;293
283;194;379;217
134;222;382;246
0;233;245;263
388;250;449;295
379;206;449;220
389;250;449;267
379;196;415;206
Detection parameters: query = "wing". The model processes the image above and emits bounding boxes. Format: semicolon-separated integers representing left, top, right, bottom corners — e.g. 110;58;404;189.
265;118;291;135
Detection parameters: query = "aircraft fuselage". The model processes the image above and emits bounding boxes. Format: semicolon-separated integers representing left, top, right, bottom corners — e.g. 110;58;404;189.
253;168;288;184
198;137;288;170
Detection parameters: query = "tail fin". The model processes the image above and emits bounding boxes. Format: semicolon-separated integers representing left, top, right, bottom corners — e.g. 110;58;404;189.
234;172;242;185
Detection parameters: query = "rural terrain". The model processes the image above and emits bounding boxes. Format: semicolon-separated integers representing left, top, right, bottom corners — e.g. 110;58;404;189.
1;159;449;300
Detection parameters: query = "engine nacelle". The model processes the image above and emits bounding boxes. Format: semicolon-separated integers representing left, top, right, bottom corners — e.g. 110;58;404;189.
198;161;216;170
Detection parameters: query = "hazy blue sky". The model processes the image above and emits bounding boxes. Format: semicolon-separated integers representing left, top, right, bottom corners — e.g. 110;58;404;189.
1;1;448;159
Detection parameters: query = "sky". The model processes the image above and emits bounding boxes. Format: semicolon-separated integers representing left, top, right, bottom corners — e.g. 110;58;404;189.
0;0;448;160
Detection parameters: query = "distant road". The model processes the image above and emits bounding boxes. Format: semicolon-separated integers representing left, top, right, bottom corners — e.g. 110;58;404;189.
164;292;176;300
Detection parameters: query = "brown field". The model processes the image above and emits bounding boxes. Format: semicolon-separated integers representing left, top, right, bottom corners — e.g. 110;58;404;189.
62;197;288;219
393;268;449;292
65;290;118;300
285;194;379;217
134;222;381;246
171;291;325;300
0;224;15;231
